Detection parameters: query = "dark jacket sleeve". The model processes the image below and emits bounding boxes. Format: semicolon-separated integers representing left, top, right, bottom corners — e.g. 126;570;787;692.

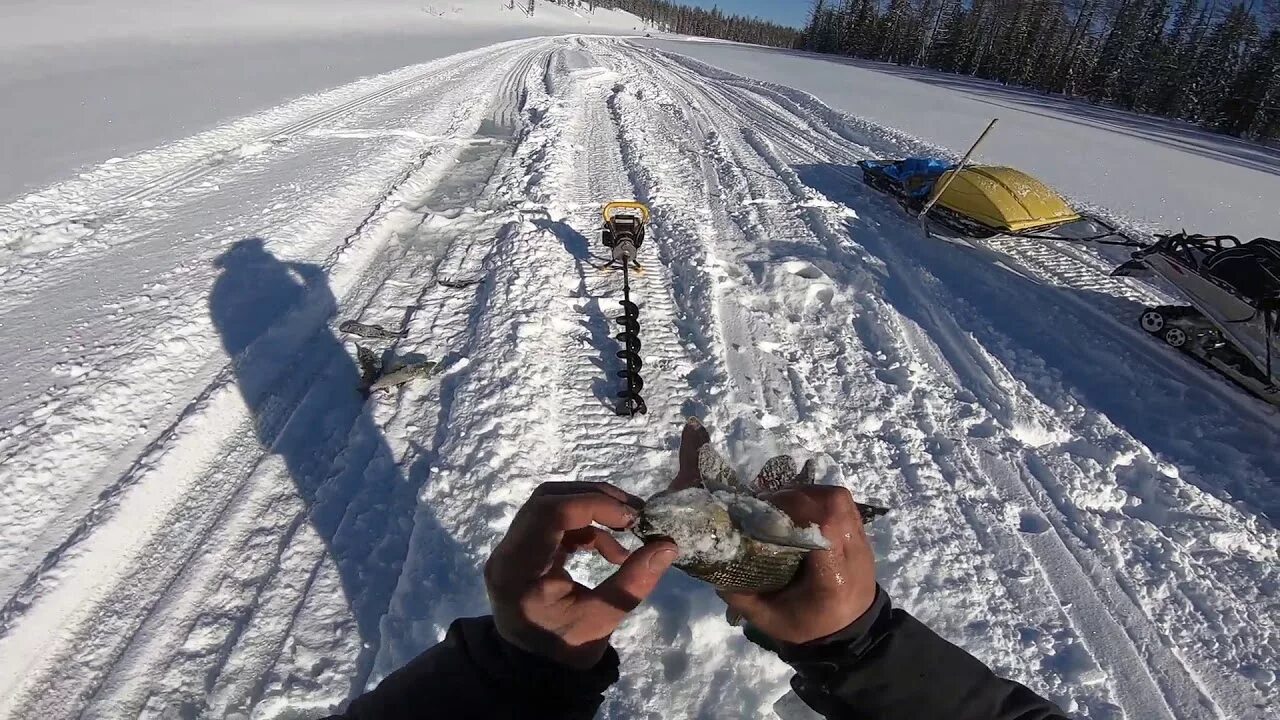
767;587;1070;720
327;616;619;720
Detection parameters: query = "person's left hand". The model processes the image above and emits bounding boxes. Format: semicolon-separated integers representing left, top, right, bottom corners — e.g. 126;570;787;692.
484;482;679;669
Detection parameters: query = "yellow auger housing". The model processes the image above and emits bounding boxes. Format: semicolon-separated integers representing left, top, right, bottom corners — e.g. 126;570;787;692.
603;201;651;224
930;166;1081;234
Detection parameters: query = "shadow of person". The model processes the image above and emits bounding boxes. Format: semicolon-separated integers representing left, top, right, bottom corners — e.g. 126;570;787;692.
208;238;475;683
532;218;629;412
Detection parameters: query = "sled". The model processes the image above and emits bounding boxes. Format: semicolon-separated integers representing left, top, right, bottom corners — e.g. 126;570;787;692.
858;158;1132;244
1113;232;1280;405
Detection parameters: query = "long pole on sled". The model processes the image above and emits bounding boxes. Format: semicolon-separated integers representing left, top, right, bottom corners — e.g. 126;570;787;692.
918;118;999;227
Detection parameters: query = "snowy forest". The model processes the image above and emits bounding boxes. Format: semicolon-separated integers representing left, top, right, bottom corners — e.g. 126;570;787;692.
799;0;1280;140
555;1;801;46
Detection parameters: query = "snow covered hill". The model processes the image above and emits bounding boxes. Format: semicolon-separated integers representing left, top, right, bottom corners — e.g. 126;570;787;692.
0;31;1276;720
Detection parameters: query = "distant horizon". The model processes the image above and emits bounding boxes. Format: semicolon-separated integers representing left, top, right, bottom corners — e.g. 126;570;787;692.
676;0;808;28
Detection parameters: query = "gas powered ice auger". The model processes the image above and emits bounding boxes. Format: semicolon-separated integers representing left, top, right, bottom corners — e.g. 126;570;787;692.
603;201;650;416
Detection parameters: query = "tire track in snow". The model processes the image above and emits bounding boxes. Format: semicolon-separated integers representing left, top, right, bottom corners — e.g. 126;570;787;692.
583;40;810;719
670;32;1269;681
90;45;559;719
728;53;1268;718
880;227;1275;718
110;69;447;208
0;39;545;274
352;35;682;684
0;41;554;719
0;41;545;607
539;46;691;482
525;48;797;716
771;161;1278;720
365;50;756;695
628;60;856;449
624;42;1276;718
600;43;805;464
615;42;1129;716
754;100;1225;720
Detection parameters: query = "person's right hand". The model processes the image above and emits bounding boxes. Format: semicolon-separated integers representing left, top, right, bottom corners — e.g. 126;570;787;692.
484;481;678;669
720;485;878;645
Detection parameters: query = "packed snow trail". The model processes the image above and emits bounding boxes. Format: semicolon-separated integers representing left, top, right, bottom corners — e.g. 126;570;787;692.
0;37;1275;719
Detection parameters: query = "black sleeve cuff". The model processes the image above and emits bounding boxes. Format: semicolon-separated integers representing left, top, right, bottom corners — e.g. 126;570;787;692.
760;590;1071;720
771;585;893;665
340;616;619;720
461;617;621;707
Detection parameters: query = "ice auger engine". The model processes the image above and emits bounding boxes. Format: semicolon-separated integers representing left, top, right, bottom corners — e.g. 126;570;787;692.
603;201;650;416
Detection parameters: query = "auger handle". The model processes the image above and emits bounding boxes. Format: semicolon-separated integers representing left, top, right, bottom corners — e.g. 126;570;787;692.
604;201;651;224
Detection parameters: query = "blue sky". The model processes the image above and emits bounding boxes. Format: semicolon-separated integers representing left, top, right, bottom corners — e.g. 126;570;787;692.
680;1;810;28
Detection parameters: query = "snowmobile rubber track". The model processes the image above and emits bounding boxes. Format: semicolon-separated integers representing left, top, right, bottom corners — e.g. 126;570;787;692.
1137;304;1280;407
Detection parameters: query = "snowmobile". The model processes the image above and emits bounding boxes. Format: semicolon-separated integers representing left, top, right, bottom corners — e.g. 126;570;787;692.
859;157;1280;407
857;157;1135;245
1113;232;1280;405
602;201;651;416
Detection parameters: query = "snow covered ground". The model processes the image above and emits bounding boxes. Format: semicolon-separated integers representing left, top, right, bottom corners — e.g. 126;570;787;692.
0;0;648;202
640;38;1280;243
0;24;1277;720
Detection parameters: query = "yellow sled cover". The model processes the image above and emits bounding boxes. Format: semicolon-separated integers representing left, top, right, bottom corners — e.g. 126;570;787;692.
932;166;1080;233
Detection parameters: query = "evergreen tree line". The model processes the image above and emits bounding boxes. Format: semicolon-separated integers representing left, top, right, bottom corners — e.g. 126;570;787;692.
800;0;1280;140
587;1;801;47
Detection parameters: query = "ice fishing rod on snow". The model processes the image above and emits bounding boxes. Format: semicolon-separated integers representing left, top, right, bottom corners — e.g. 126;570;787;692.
602;201;651;416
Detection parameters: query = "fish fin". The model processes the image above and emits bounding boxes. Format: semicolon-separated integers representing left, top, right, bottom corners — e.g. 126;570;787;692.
733;502;831;550
356;344;382;389
795;459;816;486
752;456;798;493
672;417;712;491
698;444;742;491
857;503;890;524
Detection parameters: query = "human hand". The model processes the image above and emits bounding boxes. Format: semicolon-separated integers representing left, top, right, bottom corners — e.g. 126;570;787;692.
720;485;877;645
484;482;679;669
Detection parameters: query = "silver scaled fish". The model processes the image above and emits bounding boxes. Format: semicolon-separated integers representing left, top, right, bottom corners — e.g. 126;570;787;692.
635;420;888;594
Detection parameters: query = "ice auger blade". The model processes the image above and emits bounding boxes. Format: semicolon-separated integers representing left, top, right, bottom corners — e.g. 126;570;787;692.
603;201;652;417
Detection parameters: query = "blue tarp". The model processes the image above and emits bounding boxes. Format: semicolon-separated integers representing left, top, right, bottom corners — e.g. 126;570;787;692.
863;157;954;199
884;158;952;198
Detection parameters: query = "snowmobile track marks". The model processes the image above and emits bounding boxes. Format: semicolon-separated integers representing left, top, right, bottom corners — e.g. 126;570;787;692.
617;40;1261;718
0;43;554;718
4;36;1277;720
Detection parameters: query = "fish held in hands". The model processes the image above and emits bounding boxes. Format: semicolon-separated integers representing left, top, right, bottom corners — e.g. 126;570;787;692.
635;419;887;593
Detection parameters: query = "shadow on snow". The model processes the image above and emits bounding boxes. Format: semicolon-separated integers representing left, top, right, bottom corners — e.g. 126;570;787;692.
534;217;628;414
208;238;480;689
